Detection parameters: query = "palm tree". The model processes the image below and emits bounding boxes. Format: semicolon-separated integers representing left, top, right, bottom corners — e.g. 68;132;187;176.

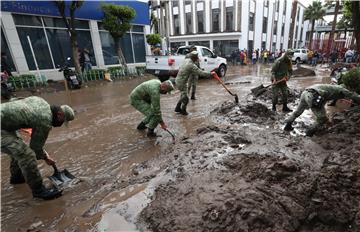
325;1;342;52
304;1;326;49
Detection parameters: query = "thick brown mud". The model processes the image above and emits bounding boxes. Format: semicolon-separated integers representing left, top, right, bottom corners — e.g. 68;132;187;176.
139;104;360;231
3;64;354;231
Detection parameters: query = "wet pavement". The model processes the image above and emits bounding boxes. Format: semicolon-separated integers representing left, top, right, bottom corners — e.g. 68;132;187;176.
1;64;331;231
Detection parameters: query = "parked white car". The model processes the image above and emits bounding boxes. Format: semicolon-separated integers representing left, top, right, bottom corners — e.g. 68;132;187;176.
146;45;227;81
291;48;309;63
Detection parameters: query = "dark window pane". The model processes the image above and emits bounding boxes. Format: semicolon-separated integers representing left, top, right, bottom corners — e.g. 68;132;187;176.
261;41;266;50
132;25;144;32
133;34;146;63
273;20;277;35
197;11;204;33
1;30;16;72
249;13;254;31
43;17;66;28
77;30;96;65
98;22;105;30
120;33;134;63
262;17;267;33
248;40;254;53
189;41;210;48
186;12;192;34
13;14;42;26
281;23;285;36
174;15;180;35
170;42;185;54
172;1;178;7
212;9;220;32
74;20;89;29
100;31;119;65
226;7;233;31
16;27;53;70
46;29;72;67
213;40;239;57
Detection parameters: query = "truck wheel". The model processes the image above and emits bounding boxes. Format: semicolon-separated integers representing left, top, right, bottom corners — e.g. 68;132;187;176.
296;57;301;63
217;65;227;77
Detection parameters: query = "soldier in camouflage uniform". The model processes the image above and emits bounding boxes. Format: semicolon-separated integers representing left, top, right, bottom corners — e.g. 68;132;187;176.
1;96;75;200
130;79;174;137
175;51;213;115
271;49;294;112
284;84;360;136
186;46;200;100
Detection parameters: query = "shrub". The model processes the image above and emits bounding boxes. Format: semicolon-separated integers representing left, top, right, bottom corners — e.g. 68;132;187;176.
342;67;360;93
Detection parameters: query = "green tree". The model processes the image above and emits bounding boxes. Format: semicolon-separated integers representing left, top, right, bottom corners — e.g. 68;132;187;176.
101;3;136;67
150;12;158;33
146;34;162;46
304;1;326;49
53;0;84;73
325;0;342;51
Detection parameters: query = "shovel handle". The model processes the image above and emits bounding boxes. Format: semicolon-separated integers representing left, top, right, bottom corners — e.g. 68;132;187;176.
52;164;60;174
213;73;236;96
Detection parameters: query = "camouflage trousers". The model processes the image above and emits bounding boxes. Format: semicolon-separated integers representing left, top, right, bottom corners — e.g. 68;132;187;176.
130;99;160;129
178;82;189;111
187;74;198;97
1;130;43;190
272;84;288;105
286;90;328;126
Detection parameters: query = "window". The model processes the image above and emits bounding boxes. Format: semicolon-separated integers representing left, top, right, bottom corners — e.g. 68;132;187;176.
262;17;268;33
172;0;178;7
186;12;192;34
170;42;185;53
197;11;204;33
237;0;242;31
189;41;210;48
213;40;239;57
99;32;134;65
276;0;280;12
248;40;254;53
13;14;42;26
281;23;285;36
174;15;180;35
225;7;234;31
273;20;277;35
132;25;144;33
212;9;220;32
249;13;254;31
261;41;266;50
16;27;53;70
264;0;269;7
132;34;146;62
1;30;16;72
272;42;276;52
201;48;213;57
283;0;287;15
294;49;300;53
297;7;300;21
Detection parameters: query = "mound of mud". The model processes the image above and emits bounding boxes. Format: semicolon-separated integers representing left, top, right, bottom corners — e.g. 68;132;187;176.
252;87;301;103
292;66;316;77
211;101;275;123
139;103;360;232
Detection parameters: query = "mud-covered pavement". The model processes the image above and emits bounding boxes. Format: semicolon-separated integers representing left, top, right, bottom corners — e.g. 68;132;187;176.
3;64;356;231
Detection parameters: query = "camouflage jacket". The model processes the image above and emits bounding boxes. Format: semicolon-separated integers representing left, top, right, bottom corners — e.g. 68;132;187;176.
176;59;211;89
1;96;52;159
130;79;163;123
271;55;293;81
308;84;360;103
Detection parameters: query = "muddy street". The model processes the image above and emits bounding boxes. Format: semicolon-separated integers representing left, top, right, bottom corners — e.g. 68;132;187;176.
1;64;344;231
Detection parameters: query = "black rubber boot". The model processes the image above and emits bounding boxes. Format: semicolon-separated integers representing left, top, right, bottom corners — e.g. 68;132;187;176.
32;185;63;200
272;104;276;112
10;175;25;185
174;102;181;113
284;122;294;131
136;121;146;130
283;104;292;112
190;94;196;100
147;128;157;137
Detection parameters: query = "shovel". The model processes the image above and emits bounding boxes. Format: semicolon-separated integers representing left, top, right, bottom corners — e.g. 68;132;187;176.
48;163;76;187
212;72;239;103
251;77;288;97
164;128;176;144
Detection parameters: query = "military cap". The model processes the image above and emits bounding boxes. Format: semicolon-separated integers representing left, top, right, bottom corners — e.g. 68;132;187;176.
163;80;174;91
285;49;294;56
189;51;199;58
60;105;75;122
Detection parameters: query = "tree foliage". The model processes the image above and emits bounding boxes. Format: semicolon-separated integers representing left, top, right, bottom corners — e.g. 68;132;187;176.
304;1;326;49
342;67;360;93
337;0;353;29
146;34;162;46
101;4;136;40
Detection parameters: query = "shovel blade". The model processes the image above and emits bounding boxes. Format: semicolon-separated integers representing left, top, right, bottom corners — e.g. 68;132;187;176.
48;169;75;187
251;84;265;93
254;88;268;97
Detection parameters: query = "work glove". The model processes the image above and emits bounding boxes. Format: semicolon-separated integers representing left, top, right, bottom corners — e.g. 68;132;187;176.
211;71;220;81
284;122;294;131
160;122;167;130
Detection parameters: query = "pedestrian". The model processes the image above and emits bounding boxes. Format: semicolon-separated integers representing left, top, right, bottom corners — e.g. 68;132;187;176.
312;51;319;66
263;50;268;64
79;48;92;72
1;96;75;200
1;52;13;77
130;79;174;137
345;48;354;63
240;50;245;65
252;50;257;64
284;84;360;136
186;46;199;100
256;49;259;61
175;51;214;115
271;49;294;112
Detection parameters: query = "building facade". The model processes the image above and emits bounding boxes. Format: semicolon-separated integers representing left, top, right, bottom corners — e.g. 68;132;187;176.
152;0;309;57
1;1;150;80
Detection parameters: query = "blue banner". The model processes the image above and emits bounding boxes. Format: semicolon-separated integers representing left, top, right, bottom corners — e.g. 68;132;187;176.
1;1;150;25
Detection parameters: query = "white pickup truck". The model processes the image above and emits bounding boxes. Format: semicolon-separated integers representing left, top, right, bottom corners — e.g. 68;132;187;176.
146;45;227;81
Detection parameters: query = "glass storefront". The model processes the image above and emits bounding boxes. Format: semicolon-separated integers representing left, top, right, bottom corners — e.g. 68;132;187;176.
213;40;239;57
189;41;210;48
1;30;16;72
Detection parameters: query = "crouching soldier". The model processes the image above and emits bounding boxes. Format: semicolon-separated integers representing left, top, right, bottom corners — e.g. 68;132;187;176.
284;84;360;136
175;51;214;115
130;79;174;137
1;96;75;200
